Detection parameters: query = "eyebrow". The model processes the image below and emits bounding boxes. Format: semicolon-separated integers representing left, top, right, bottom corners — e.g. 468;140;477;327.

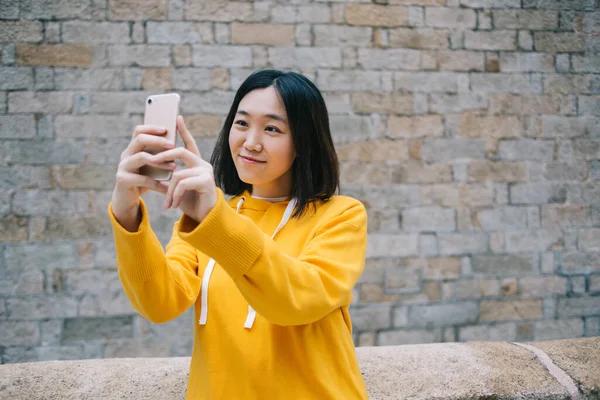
237;109;287;123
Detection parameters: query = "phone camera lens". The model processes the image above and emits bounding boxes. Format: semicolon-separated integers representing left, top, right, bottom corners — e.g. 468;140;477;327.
147;99;152;104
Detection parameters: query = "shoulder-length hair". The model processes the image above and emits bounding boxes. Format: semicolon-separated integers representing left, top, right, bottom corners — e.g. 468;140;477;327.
210;69;339;218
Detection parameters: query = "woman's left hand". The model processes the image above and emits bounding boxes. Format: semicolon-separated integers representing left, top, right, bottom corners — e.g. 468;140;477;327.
152;116;217;224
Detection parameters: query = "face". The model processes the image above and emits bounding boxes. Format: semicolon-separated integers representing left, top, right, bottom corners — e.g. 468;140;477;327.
229;86;296;198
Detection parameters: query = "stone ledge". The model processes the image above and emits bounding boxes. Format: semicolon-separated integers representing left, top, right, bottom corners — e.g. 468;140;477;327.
0;337;598;400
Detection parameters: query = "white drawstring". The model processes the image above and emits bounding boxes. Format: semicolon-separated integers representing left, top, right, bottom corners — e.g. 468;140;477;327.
199;197;297;330
198;197;245;326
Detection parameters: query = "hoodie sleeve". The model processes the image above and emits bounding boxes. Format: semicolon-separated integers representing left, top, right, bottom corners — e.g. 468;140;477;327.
177;190;367;327
108;199;201;324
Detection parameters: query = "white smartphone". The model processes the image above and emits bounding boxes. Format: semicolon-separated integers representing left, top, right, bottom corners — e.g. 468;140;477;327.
139;93;180;181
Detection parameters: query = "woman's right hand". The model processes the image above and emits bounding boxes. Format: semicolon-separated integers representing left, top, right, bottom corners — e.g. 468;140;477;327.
110;125;178;232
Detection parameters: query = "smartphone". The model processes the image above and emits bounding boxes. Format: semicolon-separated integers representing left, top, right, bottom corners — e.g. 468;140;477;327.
139;93;180;181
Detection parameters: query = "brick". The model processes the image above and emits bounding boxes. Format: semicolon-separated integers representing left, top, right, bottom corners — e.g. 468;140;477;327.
268;47;342;69
476;206;528;230
420;139;486;163
107;45;170;67
378;329;442;345
6;295;78;320
55;115;134;139
510;183;569;205
402;207;456;232
385;268;421;293
438;233;487;255
366;234;419;258
489;94;560;115
493;10;558;29
465;31;517;50
180;114;223;139
535;32;585;52
109;0;166;20
54;68;124;90
395;72;469;93
523;0;596;10
410;302;479;328
498;139;554;162
430;94;487;114
480;299;542;322
88;92;147;114
0;115;35;139
231;23;294;45
534;319;584;341
142;68;172;90
393;162;453;184
1;67;34;91
179;91;234;114
0;1;19;19
52;165;115;190
389;115;443;139
0;215;28;242
62;22;130;43
351;306;392;331
0;166;51;189
572;56;600;73
0;21;43;42
459;114;522;139
147;22;213;44
17;44;92;68
471;73;542;94
459;323;517;342
500;53;554;73
579;228;600;251
317;70;387;92
558;297;600;318
172;45;192;66
0;321;40;346
460;0;521;6
0;139;85;166
314;25;373;47
63;316;132;342
404;257;461;280
337;140;409;163
543;162;588;181
358;48;420;71
330;115;377;145
533;116;599;138
468;161;527;183
580;96;600;117
271;5;331;23
439;51;485;72
37;215;112;241
473;253;538;275
544;75;594;94
542;204;590;228
64;269;122;295
191;45;252;68
425;7;476;29
388;28;448;49
520;276;567;297
560;252;600;275
184;1;254;22
352;92;413;115
12;190;88;216
345;4;407;27
591;276;600;292
20;0;89;18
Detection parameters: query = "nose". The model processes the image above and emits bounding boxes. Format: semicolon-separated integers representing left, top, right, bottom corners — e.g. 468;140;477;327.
243;127;263;152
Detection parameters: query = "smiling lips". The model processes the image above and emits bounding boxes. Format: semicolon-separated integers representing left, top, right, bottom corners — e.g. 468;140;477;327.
240;155;266;164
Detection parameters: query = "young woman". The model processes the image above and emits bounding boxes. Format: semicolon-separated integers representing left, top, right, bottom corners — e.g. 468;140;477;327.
108;70;369;399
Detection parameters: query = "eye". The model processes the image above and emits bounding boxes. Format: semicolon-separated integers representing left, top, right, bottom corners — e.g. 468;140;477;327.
234;120;248;127
266;125;281;133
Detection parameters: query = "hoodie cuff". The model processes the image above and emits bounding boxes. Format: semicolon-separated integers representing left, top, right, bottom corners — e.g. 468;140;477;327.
177;188;264;280
108;199;165;282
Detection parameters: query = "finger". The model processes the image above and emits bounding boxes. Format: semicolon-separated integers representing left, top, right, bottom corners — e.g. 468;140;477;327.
152;147;204;168
164;168;198;209
177;116;201;157
120;151;177;173
122;133;175;159
115;171;168;193
171;174;211;209
131;125;167;139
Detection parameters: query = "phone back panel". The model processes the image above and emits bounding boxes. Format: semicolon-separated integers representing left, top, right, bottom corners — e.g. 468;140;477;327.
140;93;180;180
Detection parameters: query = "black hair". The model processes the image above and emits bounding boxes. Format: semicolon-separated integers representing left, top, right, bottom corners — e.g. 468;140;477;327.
210;69;339;218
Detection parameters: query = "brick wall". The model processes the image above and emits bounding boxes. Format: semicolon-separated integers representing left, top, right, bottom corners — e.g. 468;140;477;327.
0;0;598;364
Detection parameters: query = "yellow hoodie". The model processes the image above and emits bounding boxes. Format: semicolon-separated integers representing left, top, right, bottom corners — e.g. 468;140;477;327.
108;188;369;399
